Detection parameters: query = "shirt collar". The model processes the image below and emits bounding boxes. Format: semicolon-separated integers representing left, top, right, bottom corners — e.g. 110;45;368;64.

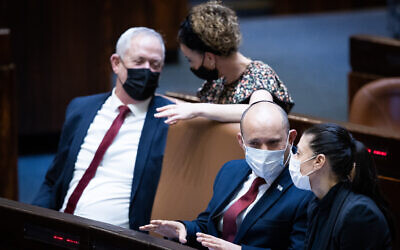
249;172;269;186
315;181;344;211
110;88;151;118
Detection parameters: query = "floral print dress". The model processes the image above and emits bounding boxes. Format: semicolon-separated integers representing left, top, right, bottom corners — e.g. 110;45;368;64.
196;60;294;113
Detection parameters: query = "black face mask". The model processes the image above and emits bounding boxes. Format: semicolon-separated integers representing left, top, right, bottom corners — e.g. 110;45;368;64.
190;55;219;81
122;68;160;101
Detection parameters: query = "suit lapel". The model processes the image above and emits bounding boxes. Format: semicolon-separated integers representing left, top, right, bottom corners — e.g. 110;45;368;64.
211;166;251;220
316;184;350;250
207;165;251;237
63;93;110;188
129;96;160;201
234;167;293;243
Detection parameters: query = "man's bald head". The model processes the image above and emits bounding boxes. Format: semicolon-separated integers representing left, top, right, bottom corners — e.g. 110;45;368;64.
237;100;296;165
240;101;289;140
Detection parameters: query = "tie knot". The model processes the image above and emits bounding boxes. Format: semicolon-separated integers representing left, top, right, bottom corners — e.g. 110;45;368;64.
118;105;130;116
252;177;266;189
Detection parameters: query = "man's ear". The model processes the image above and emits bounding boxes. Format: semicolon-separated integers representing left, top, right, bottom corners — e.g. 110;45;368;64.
110;53;121;74
237;132;245;150
288;129;297;145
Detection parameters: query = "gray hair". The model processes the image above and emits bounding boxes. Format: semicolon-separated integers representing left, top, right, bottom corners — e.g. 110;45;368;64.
116;27;165;61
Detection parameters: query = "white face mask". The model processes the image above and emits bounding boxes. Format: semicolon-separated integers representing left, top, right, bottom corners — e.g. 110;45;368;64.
289;153;316;191
243;135;289;184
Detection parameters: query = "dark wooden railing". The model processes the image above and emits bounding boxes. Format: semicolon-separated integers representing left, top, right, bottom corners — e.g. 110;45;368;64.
0;198;194;250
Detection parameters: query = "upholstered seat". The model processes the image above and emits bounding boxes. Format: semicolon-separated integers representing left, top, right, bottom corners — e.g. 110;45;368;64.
349;78;400;134
151;117;243;222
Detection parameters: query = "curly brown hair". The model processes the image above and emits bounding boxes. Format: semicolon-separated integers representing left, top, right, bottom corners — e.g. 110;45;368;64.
189;1;242;56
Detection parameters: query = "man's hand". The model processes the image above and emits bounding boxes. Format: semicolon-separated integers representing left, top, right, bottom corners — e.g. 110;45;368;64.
154;103;198;125
196;232;241;250
139;220;187;244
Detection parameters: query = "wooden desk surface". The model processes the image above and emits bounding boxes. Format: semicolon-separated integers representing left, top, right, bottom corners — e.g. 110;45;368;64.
0;198;194;250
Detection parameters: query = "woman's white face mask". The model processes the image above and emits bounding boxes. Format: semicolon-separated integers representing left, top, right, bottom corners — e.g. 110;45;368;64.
243;134;289;184
289;154;316;191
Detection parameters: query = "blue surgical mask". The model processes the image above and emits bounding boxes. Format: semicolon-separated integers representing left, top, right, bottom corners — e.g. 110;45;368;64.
289;154;316;191
243;135;289;184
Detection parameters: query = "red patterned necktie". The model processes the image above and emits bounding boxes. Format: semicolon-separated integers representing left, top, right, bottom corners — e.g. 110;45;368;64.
222;177;266;242
64;105;130;214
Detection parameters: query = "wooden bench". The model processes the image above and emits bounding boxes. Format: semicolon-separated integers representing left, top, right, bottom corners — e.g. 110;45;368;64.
348;34;400;111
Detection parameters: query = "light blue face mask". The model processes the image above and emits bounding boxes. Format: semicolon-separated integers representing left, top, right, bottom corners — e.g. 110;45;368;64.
289;153;317;191
243;134;290;184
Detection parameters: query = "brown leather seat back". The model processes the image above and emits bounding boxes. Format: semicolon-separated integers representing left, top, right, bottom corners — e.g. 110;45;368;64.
349;78;400;134
151;117;243;221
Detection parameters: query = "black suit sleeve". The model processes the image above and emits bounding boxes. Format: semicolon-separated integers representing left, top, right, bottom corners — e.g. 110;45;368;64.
182;162;229;248
334;197;391;250
32;98;78;208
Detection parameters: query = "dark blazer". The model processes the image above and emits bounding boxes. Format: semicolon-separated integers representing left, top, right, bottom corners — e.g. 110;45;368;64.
305;183;392;250
32;92;172;230
183;159;313;250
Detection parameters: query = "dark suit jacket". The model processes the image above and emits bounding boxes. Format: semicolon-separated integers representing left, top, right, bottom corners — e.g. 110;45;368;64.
183;159;313;250
305;183;392;250
32;92;172;230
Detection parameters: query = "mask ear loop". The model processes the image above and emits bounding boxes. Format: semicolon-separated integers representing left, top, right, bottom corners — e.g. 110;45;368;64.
304;168;316;177
284;148;291;167
241;135;247;149
117;55;128;85
283;132;292;167
302;155;318;176
200;53;206;68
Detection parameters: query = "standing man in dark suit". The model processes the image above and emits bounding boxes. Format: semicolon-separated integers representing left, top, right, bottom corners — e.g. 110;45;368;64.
140;101;313;249
32;27;173;231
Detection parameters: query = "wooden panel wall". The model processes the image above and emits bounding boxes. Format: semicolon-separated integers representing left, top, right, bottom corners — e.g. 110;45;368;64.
0;29;18;200
2;0;186;139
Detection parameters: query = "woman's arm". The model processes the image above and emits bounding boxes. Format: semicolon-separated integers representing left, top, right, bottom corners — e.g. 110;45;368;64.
155;90;272;124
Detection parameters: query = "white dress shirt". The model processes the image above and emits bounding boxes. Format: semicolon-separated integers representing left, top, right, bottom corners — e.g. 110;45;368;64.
216;169;284;233
60;88;150;228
